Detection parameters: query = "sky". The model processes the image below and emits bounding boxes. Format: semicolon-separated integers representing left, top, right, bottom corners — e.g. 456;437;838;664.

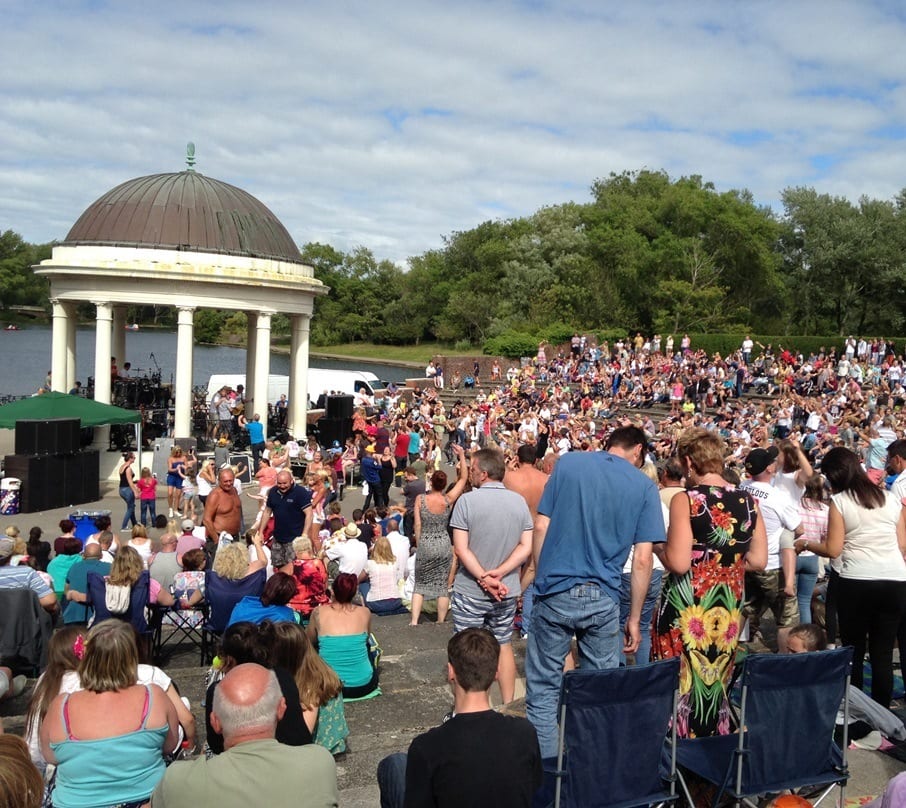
2;0;905;266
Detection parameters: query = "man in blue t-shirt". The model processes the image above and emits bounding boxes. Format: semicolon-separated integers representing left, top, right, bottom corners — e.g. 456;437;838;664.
243;413;267;470
260;470;313;568
64;544;112;624
525;426;665;760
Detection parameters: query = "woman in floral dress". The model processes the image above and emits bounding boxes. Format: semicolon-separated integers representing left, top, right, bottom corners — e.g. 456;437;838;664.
655;428;767;738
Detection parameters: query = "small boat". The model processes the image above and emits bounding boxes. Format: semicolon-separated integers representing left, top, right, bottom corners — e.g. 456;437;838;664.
4;324;19;331
125;323;140;331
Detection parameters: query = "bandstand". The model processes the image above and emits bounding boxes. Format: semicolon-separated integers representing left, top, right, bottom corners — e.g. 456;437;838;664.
35;158;326;447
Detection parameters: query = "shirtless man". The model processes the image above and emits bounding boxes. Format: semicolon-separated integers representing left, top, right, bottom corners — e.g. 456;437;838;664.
504;444;550;640
203;468;242;542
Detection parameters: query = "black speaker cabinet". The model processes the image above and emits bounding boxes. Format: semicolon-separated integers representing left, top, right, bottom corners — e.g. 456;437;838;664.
15;418;80;455
326;395;354;419
3;452;99;512
316;417;352;448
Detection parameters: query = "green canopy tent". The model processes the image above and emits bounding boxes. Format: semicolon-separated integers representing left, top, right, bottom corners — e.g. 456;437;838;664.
0;392;140;429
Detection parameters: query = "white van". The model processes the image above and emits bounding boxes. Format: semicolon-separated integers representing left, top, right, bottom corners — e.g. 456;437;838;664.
207;368;380;407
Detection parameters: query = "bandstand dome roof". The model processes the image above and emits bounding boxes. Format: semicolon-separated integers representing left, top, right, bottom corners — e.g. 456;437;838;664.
62;170;304;265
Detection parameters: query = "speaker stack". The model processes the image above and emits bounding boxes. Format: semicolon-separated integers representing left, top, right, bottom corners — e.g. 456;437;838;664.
5;419;99;512
315;396;353;447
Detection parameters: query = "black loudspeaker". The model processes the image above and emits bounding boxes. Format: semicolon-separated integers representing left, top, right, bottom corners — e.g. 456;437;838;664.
326;395;354;419
15;419;80;455
316;417;352;448
3;452;100;512
228;453;253;484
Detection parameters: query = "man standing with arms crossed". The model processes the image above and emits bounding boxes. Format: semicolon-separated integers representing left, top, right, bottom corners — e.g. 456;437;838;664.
525;425;665;761
449;448;533;705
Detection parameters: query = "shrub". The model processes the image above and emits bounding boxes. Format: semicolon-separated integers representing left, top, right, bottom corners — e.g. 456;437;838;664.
483;331;538;358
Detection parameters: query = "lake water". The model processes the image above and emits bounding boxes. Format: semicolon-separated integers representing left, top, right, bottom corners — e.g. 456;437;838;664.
0;325;412;398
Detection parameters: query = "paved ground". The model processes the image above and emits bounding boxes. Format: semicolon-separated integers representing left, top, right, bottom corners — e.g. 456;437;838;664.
1;463;904;804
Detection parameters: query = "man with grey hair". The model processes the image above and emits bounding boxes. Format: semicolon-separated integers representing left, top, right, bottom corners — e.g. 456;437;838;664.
152;663;337;807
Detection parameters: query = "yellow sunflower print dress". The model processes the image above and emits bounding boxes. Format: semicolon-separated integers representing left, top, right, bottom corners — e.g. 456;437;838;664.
654;484;758;738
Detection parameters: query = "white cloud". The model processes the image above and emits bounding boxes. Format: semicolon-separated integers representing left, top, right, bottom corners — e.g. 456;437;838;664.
1;0;904;263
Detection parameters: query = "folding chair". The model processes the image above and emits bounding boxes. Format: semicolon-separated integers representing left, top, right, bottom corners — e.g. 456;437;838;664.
150;601;210;665
0;589;53;675
550;657;681;808
86;570;153;660
676;647;853;808
202;568;266;662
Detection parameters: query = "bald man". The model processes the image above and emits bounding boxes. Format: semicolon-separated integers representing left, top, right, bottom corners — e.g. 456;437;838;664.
203;467;243;542
260;470;313;567
152;663;337;808
63;543;111;624
504;444;550;641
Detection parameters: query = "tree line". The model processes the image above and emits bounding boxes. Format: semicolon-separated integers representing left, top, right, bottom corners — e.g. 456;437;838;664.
5;169;906;346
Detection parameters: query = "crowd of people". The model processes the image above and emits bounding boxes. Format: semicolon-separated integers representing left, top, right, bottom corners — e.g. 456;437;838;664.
5;332;906;805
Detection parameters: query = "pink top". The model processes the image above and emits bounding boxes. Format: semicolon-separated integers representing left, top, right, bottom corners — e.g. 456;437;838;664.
135;477;157;501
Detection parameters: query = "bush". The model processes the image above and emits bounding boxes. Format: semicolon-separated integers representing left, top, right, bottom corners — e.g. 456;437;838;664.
483;331;538;358
536;322;574;345
454;339;473;353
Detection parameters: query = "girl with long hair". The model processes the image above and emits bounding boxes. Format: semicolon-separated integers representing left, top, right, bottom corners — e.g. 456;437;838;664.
802;447;906;707
261;620;348;755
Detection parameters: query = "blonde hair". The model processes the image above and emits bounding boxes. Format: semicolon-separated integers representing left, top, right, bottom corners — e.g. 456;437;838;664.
676;427;726;476
0;735;43;808
131;524;148;541
640;461;659;486
4;525;19;539
78;620;139;693
292;535;313;557
371;535;396;565
212;542;249;580
108;545;144;587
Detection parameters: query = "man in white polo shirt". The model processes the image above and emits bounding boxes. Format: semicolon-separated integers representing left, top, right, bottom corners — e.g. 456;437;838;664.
740;447;803;652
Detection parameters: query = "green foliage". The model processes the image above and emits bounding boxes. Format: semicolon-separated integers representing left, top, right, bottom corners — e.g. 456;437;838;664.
483;331;538;358
536;322;575;345
0;230;51;309
194;310;226;344
453;339;472;353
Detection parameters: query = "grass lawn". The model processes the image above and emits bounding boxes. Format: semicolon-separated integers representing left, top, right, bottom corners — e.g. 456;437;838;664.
310;342;461;365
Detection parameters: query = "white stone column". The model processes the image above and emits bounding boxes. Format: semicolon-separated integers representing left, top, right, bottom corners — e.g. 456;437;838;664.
288;314;311;438
93;302;113;451
93;302;113;405
65;304;77;391
112;305;127;370
174;306;195;439
251;312;272;425
245;313;257;407
50;298;69;392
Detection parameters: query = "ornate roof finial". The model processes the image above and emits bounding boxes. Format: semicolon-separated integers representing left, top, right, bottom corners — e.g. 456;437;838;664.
186;142;196;172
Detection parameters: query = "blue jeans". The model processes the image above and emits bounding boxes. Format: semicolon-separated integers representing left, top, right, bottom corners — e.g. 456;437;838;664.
377;752;407;808
119;486;137;530
521;582;534;637
140;498;156;527
796;554;820;623
525;583;621;760
619;569;663;666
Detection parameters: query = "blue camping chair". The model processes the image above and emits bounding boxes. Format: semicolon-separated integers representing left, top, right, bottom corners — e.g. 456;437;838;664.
202;568;265;661
549;657;681;808
86;570;150;634
676;647;853;808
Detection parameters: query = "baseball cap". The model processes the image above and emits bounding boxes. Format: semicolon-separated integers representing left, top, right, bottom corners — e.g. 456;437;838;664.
744;446;779;476
0;537;14;558
181;519;195;531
